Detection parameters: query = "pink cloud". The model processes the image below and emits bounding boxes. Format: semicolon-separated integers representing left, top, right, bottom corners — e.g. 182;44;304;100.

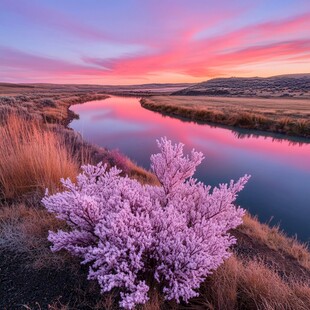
1;3;309;83
84;12;310;79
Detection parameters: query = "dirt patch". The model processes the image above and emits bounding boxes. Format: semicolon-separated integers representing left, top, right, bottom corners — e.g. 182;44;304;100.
0;250;104;309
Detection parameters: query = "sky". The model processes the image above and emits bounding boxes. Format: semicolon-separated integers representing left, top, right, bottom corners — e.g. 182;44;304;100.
0;0;310;84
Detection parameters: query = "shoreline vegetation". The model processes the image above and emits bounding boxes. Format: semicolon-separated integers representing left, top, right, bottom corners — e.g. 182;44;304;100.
140;96;310;138
1;83;310;308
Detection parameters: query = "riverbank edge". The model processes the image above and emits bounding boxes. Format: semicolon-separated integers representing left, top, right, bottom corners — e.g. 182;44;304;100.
140;97;310;139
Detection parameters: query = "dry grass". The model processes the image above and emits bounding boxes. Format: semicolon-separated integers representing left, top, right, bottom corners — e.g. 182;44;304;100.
0;203;71;269
0;113;158;200
140;293;164;310
197;255;310;310
129;165;160;185
0;115;80;199
0;92;109;125
141;96;310;137
118;155;159;185
239;214;310;270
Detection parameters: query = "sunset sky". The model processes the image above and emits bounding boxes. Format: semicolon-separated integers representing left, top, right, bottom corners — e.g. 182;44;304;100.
0;0;310;84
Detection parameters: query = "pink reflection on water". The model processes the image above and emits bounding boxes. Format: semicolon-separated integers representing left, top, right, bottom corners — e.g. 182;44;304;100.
71;96;310;172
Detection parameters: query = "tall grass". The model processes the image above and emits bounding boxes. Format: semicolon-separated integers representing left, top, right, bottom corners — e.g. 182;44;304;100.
238;214;310;270
140;97;310;138
198;255;310;310
0;115;79;199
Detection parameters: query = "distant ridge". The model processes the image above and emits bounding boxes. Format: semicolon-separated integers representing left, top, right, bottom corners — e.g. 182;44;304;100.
0;82;194;96
172;74;310;98
0;82;35;88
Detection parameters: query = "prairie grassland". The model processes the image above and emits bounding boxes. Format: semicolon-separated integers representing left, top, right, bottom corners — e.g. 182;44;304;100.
141;96;310;137
0;82;188;125
1;85;310;308
0;92;109;126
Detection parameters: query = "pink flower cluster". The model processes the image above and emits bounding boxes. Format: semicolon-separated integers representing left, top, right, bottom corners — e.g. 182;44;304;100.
43;138;250;309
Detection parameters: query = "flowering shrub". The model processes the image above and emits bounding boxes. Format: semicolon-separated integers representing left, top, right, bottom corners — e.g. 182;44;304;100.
43;138;250;309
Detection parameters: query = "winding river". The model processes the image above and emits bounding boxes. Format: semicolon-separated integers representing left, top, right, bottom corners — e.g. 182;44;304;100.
70;96;310;241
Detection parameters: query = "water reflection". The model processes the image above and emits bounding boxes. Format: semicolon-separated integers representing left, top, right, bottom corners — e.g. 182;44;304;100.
70;96;310;241
232;130;308;146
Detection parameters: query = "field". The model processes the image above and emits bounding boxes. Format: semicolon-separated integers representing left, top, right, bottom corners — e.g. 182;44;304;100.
141;95;310;137
1;83;310;308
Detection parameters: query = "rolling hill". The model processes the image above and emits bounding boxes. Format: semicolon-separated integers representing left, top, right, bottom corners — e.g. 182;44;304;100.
172;74;310;98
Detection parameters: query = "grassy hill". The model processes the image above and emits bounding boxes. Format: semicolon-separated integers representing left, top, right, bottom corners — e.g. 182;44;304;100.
172;74;310;99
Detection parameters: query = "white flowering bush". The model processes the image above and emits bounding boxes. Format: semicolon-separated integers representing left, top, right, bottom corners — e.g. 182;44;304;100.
43;138;250;309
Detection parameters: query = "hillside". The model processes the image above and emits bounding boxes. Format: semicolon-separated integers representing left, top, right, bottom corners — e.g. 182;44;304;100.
172;74;310;98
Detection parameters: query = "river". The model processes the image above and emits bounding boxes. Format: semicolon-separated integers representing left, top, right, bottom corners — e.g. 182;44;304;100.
70;96;310;241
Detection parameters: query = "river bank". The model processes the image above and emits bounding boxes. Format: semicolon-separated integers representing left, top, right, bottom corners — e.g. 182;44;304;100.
1;90;310;308
141;96;310;138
